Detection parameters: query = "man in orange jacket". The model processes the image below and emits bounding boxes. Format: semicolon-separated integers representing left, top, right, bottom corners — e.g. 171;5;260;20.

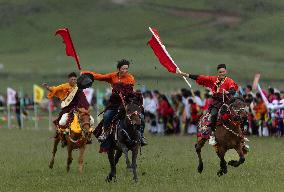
81;59;147;145
43;72;92;146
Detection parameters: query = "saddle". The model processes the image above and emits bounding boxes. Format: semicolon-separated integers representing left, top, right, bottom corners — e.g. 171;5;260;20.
93;117;120;139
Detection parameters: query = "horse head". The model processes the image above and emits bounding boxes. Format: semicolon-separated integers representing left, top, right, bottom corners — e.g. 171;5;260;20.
229;97;248;121
77;108;92;137
125;99;143;126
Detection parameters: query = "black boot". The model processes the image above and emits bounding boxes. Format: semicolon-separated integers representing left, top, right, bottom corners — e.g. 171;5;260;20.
140;118;147;146
141;137;148;146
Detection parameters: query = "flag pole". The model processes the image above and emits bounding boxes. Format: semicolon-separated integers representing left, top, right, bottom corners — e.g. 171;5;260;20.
7;103;11;129
48;100;52;131
33;88;38;130
19;87;24;129
149;27;191;88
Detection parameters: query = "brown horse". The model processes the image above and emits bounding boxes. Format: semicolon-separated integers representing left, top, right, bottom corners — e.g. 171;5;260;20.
48;108;92;173
195;97;248;176
105;100;143;182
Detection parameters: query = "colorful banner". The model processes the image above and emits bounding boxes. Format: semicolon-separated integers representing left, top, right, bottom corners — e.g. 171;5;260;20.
33;84;44;104
7;87;17;105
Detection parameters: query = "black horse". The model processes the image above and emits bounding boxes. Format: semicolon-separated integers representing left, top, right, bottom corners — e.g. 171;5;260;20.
105;99;143;182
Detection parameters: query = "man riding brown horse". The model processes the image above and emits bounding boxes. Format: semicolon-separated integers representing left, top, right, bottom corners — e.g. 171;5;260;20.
42;72;93;146
81;59;147;146
178;64;246;145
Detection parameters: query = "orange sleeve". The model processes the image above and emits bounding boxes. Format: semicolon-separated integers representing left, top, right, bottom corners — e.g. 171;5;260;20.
82;71;114;84
47;84;68;100
128;74;135;85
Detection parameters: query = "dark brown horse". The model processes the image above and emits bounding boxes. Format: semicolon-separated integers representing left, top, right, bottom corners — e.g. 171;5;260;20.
49;108;92;173
105;100;143;182
195;97;248;176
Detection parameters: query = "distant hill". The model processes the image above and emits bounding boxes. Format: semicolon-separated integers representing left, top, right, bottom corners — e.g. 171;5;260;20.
1;0;284;92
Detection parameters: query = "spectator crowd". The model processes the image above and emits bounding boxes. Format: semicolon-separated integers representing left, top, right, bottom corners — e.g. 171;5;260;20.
1;84;284;138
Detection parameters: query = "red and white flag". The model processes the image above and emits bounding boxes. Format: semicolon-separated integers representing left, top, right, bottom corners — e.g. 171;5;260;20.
147;27;177;73
55;28;81;70
147;27;191;88
7;87;17;105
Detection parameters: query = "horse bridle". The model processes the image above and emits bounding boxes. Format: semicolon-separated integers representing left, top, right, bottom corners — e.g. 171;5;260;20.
118;92;142;125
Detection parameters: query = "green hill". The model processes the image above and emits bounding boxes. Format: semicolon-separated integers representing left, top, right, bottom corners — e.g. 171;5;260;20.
1;0;284;93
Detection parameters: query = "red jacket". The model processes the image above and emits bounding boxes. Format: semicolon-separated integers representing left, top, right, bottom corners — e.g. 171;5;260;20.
196;75;238;94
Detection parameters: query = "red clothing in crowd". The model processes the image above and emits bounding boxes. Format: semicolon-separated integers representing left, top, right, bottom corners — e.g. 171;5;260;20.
157;100;174;117
190;103;201;123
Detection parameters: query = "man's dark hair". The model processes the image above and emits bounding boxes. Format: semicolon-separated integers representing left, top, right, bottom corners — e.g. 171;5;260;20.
268;87;274;94
117;59;130;69
217;63;226;70
68;72;77;78
194;90;201;97
246;85;252;91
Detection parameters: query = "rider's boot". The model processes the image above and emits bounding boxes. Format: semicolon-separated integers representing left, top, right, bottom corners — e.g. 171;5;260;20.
208;126;217;145
141;137;148;146
208;108;218;145
140;119;148;146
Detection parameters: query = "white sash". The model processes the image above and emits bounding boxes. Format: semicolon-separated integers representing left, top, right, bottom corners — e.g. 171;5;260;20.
61;86;78;108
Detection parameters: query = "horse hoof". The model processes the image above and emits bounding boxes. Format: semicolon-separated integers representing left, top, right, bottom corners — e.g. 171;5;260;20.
228;160;238;167
133;177;138;183
217;170;223;177
105;176;111;183
48;164;53;169
127;165;133;171
197;163;203;173
127;167;133;172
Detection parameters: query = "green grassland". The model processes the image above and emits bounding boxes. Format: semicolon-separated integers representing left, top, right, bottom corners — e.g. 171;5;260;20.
0;127;284;192
1;0;284;93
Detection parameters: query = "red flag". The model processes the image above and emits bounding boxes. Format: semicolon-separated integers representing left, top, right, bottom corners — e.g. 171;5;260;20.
147;27;177;73
55;28;81;70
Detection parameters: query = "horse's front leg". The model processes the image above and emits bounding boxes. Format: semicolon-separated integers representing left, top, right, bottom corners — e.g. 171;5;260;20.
78;145;86;173
66;145;73;172
217;147;227;177
49;135;60;169
114;150;123;165
195;139;206;173
120;144;131;170
131;145;139;182
228;144;245;167
106;148;116;182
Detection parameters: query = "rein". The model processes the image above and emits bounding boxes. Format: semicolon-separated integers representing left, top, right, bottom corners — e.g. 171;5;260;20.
222;123;244;139
219;96;246;139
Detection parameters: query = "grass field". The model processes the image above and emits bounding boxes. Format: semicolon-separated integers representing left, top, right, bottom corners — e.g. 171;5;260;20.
1;127;284;192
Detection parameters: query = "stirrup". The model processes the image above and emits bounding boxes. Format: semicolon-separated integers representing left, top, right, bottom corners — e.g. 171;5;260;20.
244;144;250;152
